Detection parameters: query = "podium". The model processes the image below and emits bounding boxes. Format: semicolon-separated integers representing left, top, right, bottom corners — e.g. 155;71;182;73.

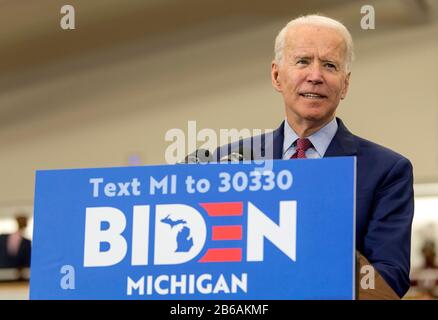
29;157;366;299
356;252;399;300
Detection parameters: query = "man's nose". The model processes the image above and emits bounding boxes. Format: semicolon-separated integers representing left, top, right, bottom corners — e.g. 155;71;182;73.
306;64;324;85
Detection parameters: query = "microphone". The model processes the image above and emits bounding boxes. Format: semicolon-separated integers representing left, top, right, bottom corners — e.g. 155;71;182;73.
182;148;212;164
220;145;253;162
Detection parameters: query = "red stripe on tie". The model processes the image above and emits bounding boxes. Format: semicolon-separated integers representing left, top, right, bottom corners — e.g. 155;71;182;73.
199;202;243;216
212;225;242;241
198;248;242;262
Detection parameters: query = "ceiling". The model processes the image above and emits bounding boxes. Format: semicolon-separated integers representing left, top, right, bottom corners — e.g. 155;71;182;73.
1;0;436;76
0;0;436;117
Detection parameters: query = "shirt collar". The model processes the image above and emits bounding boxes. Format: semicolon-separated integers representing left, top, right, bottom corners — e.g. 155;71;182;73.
282;117;338;157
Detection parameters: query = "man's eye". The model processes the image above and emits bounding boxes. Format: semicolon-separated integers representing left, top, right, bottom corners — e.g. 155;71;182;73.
325;63;337;70
297;59;309;65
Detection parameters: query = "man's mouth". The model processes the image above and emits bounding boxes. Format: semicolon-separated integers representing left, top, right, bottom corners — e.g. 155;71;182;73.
299;92;327;99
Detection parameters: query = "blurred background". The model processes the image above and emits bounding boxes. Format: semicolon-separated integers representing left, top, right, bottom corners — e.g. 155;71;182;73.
0;0;437;299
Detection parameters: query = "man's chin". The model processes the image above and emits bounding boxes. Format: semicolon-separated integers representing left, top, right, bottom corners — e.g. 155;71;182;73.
301;105;336;121
286;104;336;125
301;113;328;122
297;111;337;126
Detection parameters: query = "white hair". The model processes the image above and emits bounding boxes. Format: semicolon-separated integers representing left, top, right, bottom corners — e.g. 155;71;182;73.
274;14;354;72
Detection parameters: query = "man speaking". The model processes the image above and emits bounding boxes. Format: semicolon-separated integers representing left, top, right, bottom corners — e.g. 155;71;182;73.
216;14;414;298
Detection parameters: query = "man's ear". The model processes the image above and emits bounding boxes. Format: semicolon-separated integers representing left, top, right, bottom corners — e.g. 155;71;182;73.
341;72;351;100
271;61;282;92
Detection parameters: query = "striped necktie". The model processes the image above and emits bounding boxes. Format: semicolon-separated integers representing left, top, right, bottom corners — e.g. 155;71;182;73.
290;138;312;159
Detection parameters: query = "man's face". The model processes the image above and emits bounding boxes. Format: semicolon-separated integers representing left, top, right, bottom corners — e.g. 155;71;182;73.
272;25;350;126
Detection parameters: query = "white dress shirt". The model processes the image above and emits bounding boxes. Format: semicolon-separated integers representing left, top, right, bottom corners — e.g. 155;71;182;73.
282;117;338;159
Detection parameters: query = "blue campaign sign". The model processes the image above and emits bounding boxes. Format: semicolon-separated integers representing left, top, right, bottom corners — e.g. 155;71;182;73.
30;157;356;300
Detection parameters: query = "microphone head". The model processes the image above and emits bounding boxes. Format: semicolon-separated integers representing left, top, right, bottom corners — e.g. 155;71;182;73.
183;149;212;164
221;146;252;162
227;152;245;162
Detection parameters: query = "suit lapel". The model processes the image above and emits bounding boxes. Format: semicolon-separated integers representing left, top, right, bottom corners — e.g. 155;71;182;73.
259;122;284;160
324;118;358;157
267;118;358;159
272;122;284;159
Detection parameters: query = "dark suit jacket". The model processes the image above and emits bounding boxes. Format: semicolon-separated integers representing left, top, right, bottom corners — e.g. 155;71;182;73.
215;117;414;297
